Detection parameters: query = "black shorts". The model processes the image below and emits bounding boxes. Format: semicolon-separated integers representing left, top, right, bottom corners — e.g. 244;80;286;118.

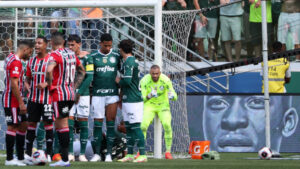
4;107;27;125
53;101;74;119
27;101;54;123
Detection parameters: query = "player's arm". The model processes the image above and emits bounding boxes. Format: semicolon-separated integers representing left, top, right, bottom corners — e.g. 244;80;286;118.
77;60;93;95
140;77;148;101
46;61;57;88
118;64;134;86
74;55;86;90
11;76;26;114
140;76;156;101
25;64;31;93
285;65;291;84
166;77;178;101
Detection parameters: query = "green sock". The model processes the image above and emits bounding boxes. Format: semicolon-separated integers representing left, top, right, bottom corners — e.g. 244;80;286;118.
132;123;145;155
36;122;45;150
93;121;103;155
163;123;173;152
106;121;115;155
53;131;60;154
125;121;134;155
79;121;88;155
68;119;74;153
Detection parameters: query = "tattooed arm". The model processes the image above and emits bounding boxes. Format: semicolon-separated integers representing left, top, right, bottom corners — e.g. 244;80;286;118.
74;63;86;89
46;62;57;88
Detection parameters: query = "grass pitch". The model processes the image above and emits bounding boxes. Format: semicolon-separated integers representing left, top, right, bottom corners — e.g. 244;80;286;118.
1;153;300;169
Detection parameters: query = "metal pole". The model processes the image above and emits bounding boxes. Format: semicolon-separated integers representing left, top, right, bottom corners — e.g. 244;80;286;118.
154;0;162;159
14;8;18;52
261;0;271;148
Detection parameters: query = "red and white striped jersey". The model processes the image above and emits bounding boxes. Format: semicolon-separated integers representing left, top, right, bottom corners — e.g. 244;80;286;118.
49;48;81;102
2;53;24;108
26;55;52;104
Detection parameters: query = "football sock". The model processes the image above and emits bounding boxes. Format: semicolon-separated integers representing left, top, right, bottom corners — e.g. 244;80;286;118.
36;121;45;150
68;119;74;154
125;121;134;155
132;123;145;155
106;121;115;155
6;130;16;161
93;121;103;155
26;125;36;156
45;124;54;156
53;131;60;154
16;131;26;160
162;122;173;152
79;121;88;155
57;127;70;162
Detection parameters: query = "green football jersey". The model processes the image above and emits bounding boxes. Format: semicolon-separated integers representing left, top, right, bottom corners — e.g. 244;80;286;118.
91;49;121;96
77;55;93;96
119;56;143;103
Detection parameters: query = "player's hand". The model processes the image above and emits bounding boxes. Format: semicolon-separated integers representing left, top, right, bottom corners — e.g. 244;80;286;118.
147;87;157;99
75;93;81;104
115;76;121;84
37;82;48;89
19;103;27;115
168;91;175;100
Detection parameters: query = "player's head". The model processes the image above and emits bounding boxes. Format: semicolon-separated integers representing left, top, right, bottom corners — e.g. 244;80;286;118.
51;32;65;49
202;95;298;152
100;33;113;54
118;39;134;56
35;36;48;56
272;41;283;53
17;40;33;60
150;65;161;82
67;34;81;54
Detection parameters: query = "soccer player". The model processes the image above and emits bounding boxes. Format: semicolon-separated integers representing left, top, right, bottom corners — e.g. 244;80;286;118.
140;65;177;159
25;36;53;162
3;40;33;166
116;39;147;163
88;33;121;162
46;32;85;167
67;34;92;162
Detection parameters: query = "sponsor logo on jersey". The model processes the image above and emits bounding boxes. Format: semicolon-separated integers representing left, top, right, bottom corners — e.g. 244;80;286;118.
5;116;12;123
110;57;116;63
96;89;114;94
96;65;115;72
62;107;69;114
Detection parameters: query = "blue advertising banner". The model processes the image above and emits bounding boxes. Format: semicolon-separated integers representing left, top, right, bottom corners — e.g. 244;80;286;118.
187;94;300;152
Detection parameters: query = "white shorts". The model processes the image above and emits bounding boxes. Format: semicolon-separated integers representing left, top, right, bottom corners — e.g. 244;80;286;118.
69;96;90;118
92;96;119;119
122;102;143;124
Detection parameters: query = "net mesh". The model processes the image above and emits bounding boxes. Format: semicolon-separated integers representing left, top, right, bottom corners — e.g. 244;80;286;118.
0;5;195;158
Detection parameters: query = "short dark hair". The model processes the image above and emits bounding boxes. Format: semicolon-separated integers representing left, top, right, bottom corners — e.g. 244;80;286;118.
151;64;160;70
272;41;283;53
119;39;134;54
100;33;112;42
67;34;81;43
36;35;48;44
18;40;33;48
51;32;65;46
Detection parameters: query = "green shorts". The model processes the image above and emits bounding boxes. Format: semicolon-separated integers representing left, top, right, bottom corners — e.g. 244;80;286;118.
220;15;243;41
194;15;218;39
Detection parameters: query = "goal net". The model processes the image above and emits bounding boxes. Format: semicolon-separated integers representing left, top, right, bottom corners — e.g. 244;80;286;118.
0;0;196;158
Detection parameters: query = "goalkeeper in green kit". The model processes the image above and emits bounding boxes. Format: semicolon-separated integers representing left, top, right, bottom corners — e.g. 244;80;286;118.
140;65;177;159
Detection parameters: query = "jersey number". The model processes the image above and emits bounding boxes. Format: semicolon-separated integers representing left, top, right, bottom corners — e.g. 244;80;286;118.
66;65;76;83
44;104;52;112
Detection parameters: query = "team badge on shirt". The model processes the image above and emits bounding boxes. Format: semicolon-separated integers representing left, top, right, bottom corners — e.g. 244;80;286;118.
110;57;116;63
103;58;107;63
12;67;19;75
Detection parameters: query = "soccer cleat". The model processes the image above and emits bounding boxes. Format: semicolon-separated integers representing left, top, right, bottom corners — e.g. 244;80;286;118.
165;152;173;159
49;160;70;167
90;154;101;162
133;155;147;163
134;152;140;159
117;154;134;162
105;154;112;162
52;153;62;162
68;154;75;162
5;159;27;166
78;155;88;162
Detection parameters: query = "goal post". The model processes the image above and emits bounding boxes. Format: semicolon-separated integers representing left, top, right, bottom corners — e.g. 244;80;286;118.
0;0;166;159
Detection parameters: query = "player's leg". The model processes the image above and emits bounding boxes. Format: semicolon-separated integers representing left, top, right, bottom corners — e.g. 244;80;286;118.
140;104;156;139
36;121;45;150
68;104;76;161
104;96;119;162
50;101;73;166
157;108;173;159
90;96;105;162
77;96;90;162
16;113;28;162
42;103;54;161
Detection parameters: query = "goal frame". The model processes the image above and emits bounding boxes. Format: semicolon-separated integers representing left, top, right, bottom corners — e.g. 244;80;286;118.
0;0;164;159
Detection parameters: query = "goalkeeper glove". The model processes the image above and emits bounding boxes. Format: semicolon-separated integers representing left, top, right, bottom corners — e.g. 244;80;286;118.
147;87;157;99
168;91;174;100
